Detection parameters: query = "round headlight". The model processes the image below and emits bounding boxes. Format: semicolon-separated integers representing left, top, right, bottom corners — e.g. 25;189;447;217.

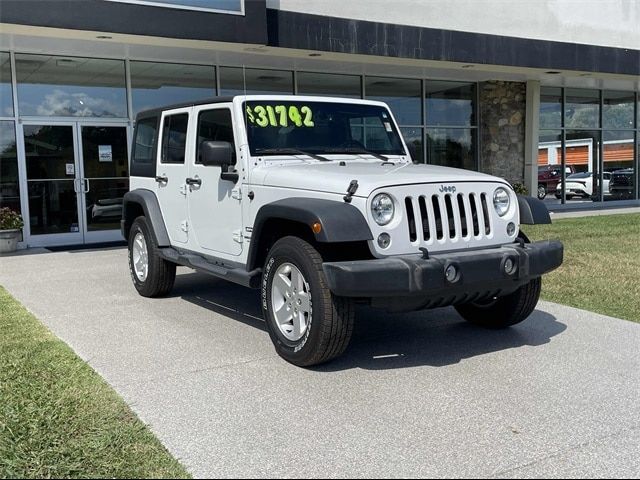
493;187;511;217
371;193;395;225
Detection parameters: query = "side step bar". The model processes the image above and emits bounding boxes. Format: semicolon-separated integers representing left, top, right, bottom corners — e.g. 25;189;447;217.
158;248;262;289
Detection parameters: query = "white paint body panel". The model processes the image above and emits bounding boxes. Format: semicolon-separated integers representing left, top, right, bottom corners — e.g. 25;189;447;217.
131;95;520;266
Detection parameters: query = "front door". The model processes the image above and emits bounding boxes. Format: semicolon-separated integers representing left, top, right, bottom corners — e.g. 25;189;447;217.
21;122;129;246
188;104;243;257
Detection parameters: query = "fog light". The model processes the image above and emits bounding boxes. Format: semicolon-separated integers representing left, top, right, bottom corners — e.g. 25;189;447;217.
377;233;391;249
445;264;458;283
507;222;516;236
504;258;517;275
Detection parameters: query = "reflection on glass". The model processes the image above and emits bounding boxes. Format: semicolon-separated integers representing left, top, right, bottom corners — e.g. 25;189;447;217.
28;180;78;235
16;54;127;117
565;89;600;129
426;128;475;170
81;126;129;178
537;130;563;204
603;91;635;129
24;125;75;180
297;72;361;98
604;130;635;200
0;121;20;213
565;130;602;201
425;81;475;126
219;67;293;96
400;127;423;163
1;53;13;117
85;178;130;231
540;87;562;129
130;61;216;116
365;76;421;125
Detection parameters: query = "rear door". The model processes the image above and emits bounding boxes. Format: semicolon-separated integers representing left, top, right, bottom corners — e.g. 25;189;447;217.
155;108;191;245
187;104;243;256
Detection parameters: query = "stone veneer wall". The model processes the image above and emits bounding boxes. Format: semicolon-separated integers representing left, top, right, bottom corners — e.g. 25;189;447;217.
479;81;526;186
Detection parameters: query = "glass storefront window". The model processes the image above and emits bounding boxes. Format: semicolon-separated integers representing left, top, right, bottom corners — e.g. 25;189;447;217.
537;130;563;204
15;54;127;118
603;91;635;129
540;87;562;129
565;129;602;200
426;128;475;170
604;130;635;201
0;121;20;213
296;72;361;98
1;53;13;117
400;127;423;163
425;81;475;126
219;67;293;96
130;61;216;117
365;76;421;125
565;88;600;129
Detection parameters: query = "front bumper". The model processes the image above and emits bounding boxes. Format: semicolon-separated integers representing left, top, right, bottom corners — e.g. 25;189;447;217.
322;240;563;299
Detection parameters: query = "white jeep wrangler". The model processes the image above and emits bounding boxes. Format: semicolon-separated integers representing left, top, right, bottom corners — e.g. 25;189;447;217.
123;95;563;367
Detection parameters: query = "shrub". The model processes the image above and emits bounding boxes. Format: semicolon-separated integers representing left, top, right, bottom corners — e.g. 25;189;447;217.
512;183;529;196
0;207;24;230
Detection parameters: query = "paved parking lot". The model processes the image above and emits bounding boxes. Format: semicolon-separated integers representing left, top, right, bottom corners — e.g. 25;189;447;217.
1;247;639;478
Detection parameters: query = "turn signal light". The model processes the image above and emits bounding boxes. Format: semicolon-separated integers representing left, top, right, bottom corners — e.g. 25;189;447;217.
311;222;322;234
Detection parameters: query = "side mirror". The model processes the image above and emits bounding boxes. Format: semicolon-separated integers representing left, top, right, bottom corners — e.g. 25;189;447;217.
200;141;238;182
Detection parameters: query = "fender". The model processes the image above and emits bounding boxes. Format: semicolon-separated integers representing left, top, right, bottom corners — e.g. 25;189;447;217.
121;189;171;246
248;197;373;270
517;195;552;225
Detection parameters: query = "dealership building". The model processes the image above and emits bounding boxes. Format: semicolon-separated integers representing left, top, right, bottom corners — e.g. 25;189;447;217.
0;0;638;247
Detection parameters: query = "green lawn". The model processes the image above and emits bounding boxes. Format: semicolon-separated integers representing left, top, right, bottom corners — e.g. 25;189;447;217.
524;213;640;323
0;287;190;479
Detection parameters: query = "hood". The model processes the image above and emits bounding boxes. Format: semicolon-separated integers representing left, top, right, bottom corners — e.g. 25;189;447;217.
257;159;508;197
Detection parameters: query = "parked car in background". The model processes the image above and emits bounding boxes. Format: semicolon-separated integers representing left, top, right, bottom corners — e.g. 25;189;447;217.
609;169;635;200
538;165;576;200
555;172;611;200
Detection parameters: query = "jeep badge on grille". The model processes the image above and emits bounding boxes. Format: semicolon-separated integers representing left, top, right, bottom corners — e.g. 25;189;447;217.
439;185;457;193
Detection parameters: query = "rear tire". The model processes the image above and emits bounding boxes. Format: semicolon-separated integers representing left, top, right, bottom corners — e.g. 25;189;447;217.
537;185;547;200
262;236;354;367
455;277;542;329
128;216;176;298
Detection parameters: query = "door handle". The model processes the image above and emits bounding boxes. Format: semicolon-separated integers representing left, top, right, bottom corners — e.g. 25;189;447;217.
155;175;168;184
84;178;90;194
185;177;202;186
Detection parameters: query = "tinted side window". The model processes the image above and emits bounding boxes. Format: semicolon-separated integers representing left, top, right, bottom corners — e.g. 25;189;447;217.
131;116;158;177
196;108;235;164
161;113;189;164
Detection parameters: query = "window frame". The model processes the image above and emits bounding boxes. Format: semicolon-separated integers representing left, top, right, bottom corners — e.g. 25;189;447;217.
160;112;189;165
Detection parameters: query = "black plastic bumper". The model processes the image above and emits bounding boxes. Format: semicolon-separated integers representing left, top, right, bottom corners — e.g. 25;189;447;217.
322;240;563;298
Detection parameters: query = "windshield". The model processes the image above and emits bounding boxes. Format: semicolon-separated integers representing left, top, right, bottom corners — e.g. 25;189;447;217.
243;101;406;157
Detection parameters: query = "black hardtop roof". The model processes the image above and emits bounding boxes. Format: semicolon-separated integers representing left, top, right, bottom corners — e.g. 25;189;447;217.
135;96;235;120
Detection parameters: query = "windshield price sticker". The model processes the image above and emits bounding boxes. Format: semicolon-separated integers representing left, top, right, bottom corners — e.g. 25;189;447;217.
246;105;315;128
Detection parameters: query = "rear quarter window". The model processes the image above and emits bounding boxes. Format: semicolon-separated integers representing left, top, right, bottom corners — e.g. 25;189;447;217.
131;116;159;178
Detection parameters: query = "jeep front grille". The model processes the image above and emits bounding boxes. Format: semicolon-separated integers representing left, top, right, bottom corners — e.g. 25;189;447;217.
404;192;492;243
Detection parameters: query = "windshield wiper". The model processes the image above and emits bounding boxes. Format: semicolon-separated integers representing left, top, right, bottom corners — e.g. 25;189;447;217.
254;147;330;162
324;147;388;161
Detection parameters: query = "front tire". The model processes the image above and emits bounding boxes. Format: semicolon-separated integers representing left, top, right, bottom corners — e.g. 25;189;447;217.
128;216;176;298
262;236;354;367
455;277;542;329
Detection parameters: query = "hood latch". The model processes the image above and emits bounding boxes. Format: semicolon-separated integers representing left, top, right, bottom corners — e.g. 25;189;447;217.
343;180;359;203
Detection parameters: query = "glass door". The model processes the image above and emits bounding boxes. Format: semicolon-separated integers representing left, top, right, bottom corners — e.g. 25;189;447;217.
78;124;129;243
21;123;84;246
20;122;130;247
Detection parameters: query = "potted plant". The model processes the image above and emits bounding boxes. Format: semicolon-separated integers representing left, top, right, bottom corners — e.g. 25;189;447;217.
0;207;24;254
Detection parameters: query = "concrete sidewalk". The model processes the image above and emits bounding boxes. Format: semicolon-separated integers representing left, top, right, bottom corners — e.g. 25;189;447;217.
1;247;639;478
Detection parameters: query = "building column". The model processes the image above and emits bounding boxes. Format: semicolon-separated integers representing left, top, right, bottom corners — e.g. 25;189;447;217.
524;80;540;197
